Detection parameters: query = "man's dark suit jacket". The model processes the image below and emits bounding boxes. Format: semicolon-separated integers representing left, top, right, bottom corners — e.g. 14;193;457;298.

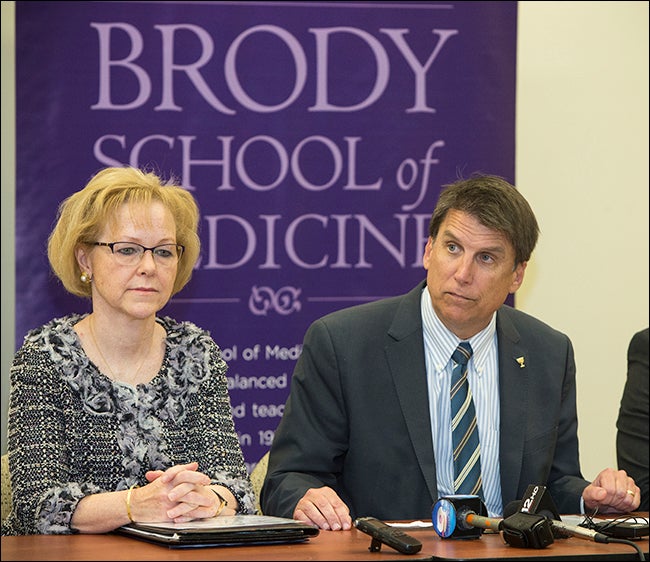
261;280;590;520
616;327;649;510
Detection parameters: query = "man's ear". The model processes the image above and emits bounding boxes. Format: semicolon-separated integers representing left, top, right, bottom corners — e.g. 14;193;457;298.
422;237;434;270
509;261;527;293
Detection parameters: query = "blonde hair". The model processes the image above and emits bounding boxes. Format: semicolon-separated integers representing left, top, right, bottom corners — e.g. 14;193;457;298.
48;166;200;298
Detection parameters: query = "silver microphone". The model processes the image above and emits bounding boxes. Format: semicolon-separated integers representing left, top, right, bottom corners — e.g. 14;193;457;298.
548;519;610;544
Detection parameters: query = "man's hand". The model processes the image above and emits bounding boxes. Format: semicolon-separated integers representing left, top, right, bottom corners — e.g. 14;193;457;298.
583;468;640;513
293;486;352;531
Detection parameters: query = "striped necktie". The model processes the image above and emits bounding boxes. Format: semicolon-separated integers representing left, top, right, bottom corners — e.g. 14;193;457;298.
450;341;483;497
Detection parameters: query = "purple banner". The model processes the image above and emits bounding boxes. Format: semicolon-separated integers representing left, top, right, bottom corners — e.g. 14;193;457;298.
16;1;516;470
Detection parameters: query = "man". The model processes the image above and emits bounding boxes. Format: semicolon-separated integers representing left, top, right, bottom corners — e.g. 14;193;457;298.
261;174;640;531
616;327;649;510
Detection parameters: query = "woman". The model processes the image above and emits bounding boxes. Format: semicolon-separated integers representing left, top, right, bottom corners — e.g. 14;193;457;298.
2;167;255;535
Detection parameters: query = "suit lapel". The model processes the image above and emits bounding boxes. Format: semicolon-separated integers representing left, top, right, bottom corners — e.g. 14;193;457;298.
384;282;438;499
496;308;529;505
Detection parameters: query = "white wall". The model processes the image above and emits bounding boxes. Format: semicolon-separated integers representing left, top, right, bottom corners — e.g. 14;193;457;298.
2;1;648;483
1;1;16;457
516;1;649;480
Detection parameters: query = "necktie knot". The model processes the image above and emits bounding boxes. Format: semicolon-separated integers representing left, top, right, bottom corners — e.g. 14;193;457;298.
452;341;473;367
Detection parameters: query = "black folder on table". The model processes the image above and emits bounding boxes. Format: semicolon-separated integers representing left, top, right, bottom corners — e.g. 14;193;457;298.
115;514;320;548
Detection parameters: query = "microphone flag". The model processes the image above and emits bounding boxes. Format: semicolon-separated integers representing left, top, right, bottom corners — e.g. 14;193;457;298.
432;495;489;539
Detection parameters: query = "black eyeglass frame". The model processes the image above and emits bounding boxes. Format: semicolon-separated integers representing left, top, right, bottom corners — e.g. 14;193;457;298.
92;241;185;261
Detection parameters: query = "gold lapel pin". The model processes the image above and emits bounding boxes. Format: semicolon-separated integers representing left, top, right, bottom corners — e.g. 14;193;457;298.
516;357;525;368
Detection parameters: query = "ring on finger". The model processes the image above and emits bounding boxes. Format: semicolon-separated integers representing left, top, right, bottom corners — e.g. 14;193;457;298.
626;489;635;497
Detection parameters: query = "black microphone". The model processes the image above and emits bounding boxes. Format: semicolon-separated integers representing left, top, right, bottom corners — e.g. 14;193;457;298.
501;511;555;548
432;495;502;539
503;499;525;518
506;485;611;544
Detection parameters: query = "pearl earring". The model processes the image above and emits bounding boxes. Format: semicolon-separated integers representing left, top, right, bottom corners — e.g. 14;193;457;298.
80;272;92;284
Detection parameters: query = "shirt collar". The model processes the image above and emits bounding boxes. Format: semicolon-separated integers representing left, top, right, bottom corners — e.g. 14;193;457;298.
421;287;497;374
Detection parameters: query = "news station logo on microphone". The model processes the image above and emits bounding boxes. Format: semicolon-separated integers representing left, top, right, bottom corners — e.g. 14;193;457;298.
505;484;616;545
504;484;565;538
432;495;489;539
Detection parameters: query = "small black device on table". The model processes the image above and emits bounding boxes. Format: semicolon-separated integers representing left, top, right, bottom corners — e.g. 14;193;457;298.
354;516;423;554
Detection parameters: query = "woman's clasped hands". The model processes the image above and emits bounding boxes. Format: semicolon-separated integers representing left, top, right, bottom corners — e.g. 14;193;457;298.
128;461;236;524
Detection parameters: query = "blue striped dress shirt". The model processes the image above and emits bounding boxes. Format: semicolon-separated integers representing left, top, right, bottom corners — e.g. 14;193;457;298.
421;288;503;517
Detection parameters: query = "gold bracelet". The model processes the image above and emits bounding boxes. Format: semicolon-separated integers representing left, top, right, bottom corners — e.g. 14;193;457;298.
212;488;228;517
126;484;139;523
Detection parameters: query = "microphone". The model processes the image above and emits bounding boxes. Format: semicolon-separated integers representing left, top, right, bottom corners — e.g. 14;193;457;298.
505;485;611;544
503;499;525;517
546;518;610;543
501;511;555;548
432;495;502;539
464;512;503;532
